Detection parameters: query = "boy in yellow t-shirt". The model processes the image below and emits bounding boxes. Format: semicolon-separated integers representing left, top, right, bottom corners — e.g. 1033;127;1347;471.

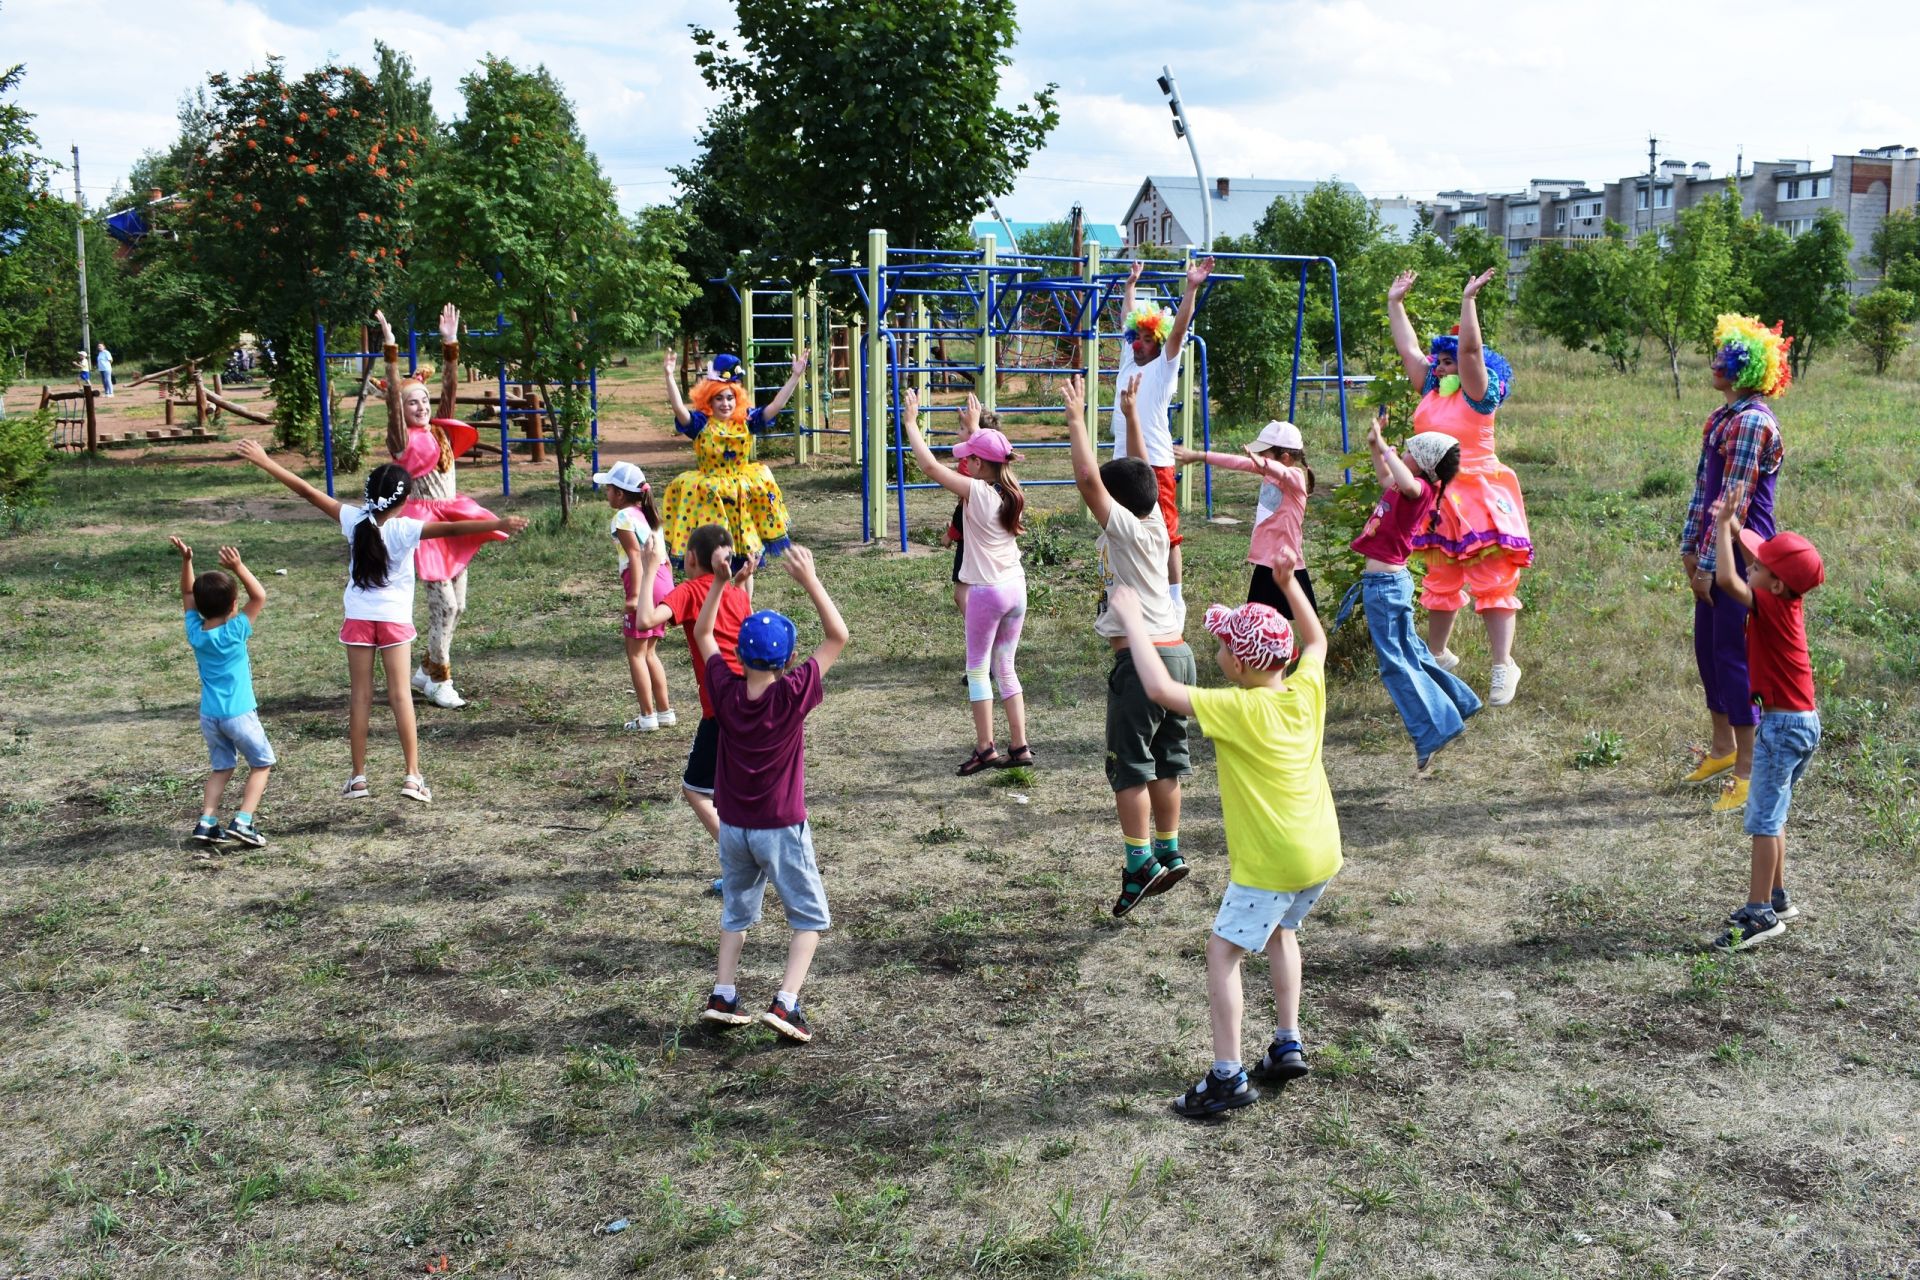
1106;544;1342;1119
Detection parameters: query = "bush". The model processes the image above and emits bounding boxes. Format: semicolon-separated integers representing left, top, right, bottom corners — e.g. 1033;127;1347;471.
1853;288;1915;375
0;409;53;529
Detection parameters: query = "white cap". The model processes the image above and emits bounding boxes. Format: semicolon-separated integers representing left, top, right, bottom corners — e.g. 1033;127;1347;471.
592;460;648;492
1253;420;1304;453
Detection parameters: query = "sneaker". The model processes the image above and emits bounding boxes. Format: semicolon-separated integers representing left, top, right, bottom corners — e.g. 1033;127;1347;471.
1415;729;1462;776
1141;853;1188;898
1771;888;1800;921
1713;904;1785;951
656;708;678;727
411;666;431;694
1488;661;1522;707
190;817;227;844
624;712;660;732
226;817;267;849
1112;858;1168;918
422;678;467;709
1711;775;1750;814
761;999;812;1042
400;774;433;805
706;877;725;897
1683;750;1736;784
1251;1039;1310;1085
341;774;371;800
701;992;753;1025
1170;1068;1260;1118
1433;648;1461;673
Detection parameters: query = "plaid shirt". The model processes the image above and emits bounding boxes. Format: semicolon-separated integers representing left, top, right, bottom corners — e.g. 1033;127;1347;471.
1680;396;1783;573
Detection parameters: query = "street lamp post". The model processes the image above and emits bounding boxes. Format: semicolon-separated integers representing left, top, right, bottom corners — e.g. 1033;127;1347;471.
1157;66;1211;251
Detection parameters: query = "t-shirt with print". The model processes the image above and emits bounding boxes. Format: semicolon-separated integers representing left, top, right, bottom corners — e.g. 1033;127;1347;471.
337;506;424;622
959;478;1024;586
707;653;824;829
1348;479;1435;565
1109;348;1181;467
185;611;257;718
663;575;750;717
1187;652;1342;893
609;505;659;570
1747;587;1816;712
1094;503;1185;639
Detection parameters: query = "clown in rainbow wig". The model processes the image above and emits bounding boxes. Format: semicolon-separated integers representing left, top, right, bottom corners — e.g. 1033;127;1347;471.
659;346;811;565
1676;314;1794;812
1112;254;1215;599
1385;267;1530;708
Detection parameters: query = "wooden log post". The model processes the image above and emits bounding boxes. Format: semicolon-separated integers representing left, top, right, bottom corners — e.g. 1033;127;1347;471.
83;385;98;453
527;392;546;463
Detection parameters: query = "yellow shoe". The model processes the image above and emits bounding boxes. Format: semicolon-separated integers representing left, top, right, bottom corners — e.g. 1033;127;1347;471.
1684;751;1736;784
1711;776;1750;814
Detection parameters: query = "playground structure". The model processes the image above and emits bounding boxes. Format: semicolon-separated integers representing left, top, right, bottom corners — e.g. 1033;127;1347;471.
42;361;269;452
710;235;1356;552
314;313;600;498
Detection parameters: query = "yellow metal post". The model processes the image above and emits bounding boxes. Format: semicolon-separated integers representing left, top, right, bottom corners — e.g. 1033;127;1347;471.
865;229;888;542
790;286;808;464
977;233;996;413
740;284;756;462
1179;339;1196;512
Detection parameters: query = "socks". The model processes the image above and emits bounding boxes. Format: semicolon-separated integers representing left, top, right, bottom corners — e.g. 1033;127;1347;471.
1152;830;1179;862
1746;901;1769;913
1210;1059;1241;1080
199;812;218;824
1273;1027;1301;1049
776;990;798;1012
1169;582;1184;604
235;812;253;826
713;983;736;1001
1123;836;1154;873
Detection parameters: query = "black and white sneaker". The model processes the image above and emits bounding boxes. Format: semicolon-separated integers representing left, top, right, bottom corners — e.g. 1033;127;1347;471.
190;818;227;844
226;817;267;849
1771;888;1800;921
701;992;752;1025
1251;1039;1310;1086
1713;904;1786;951
761;1000;812;1042
1171;1067;1259;1118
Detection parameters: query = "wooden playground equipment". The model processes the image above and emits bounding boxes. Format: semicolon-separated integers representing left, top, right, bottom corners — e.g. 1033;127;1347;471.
43;360;274;452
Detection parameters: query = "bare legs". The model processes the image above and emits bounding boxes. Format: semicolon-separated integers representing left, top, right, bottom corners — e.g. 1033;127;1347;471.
682;787;721;841
1749;833;1786;904
625;636;669;716
716;927;819;997
970;693;1028;755
346;643;420;779
1205;927;1303;1065
1426;606;1517;668
1708;713;1757;779
1114;778;1182;841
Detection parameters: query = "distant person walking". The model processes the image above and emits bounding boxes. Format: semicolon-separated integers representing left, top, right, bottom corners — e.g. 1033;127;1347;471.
95;343;114;397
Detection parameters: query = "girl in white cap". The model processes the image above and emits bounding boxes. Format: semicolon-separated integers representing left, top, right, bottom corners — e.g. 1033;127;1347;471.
1174;420;1318;618
597;460;677;732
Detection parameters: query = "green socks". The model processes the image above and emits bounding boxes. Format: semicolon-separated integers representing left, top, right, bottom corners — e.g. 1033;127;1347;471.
1123;836;1154;873
1152;831;1180;863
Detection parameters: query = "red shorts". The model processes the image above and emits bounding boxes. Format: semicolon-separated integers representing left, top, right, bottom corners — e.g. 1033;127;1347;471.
1154;465;1182;546
339;619;417;649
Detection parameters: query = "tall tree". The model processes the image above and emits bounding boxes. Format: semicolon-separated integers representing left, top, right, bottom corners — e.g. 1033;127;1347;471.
372;42;438;134
1745;210;1852;377
1625;200;1733;398
667;104;766;355
1852;287;1914;374
689;0;1058;272
1517;224;1639;372
413;58;695;523
0;61;64;390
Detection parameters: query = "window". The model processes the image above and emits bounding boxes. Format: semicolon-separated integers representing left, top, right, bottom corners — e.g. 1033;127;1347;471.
1585;200;1604;218
1554;213;1568;232
1511;205;1538;226
1464;210;1486;227
1777;176;1832;201
1160;213;1172;242
1637;188;1673;210
1779;217;1815;236
1134;218;1148;245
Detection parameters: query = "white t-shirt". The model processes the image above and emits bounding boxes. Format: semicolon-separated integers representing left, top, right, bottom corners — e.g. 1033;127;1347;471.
958;479;1024;586
1095;503;1185;639
610;506;659;570
338;505;425;623
1109;348;1181;468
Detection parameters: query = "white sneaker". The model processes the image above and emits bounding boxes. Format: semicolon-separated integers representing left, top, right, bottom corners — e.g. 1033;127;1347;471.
1489;662;1522;707
423;678;467;709
1433;648;1461;673
624;712;659;732
411;666;431;693
656;708;678;727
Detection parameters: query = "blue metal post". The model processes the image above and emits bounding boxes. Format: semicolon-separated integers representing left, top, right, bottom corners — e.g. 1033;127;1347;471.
315;321;335;497
1287;263;1308;423
497;361;510;496
589;367;601;484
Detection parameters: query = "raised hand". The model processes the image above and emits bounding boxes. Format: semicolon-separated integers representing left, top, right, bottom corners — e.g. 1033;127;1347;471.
1128;259;1145;284
900;387;919;426
1271;543;1300;576
217;545;243;570
663;349;677;375
1119;371;1142;416
1171;443;1203;466
1186;256;1215;288
781;543;817;584
169;535;192;560
374;309;396;346
1463;268;1498;300
959;391;981;434
233;438;268;466
791;346;810;377
1061;374;1084;418
1388;270;1417;305
1107;583;1141;619
438;303;460;347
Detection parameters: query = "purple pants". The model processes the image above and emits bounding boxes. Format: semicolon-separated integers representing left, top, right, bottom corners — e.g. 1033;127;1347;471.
1693;572;1757;728
963;576;1026;703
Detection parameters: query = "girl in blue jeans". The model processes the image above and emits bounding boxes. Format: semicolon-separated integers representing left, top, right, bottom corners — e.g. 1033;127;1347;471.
1337;410;1481;773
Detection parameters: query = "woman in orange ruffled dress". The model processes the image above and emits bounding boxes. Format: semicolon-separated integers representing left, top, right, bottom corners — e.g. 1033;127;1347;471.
1386;268;1531;707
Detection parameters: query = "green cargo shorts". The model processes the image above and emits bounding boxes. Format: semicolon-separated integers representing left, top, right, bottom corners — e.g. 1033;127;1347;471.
1105;643;1194;792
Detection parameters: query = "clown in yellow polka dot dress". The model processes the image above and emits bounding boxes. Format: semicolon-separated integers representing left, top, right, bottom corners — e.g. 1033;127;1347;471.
659;349;809;563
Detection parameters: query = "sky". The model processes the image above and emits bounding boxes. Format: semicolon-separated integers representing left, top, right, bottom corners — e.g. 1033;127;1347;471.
6;0;1919;227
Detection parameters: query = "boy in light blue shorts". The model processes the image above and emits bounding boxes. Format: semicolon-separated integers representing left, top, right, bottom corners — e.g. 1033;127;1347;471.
171;536;274;848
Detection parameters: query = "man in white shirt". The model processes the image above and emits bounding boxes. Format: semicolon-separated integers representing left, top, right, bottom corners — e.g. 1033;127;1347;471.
95;344;115;397
1110;255;1213;599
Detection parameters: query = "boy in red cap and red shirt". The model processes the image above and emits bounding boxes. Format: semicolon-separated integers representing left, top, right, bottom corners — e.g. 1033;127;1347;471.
1709;498;1825;950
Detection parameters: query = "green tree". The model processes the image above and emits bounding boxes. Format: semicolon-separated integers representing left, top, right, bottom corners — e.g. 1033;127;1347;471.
1852;287;1914;374
667;104;768;356
23;212;135;372
0;61;65;391
1746;210;1852;377
1193;237;1293;422
1517;224;1639;372
1870;206;1920;288
1625;200;1733;398
413;58;695;524
181;59;420;450
372;42;437;134
689;0;1058;273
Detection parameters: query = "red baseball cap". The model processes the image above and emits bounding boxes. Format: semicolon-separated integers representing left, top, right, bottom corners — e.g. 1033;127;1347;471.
1738;528;1824;595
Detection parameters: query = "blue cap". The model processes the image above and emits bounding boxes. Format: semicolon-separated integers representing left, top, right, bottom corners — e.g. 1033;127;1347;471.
736;610;797;670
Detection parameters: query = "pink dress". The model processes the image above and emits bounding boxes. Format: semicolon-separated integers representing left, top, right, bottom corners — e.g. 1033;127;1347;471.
396;427;506;583
1195;451;1307;567
1406;389;1532;566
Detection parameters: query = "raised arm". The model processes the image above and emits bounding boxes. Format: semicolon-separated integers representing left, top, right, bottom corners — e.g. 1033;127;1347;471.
692;547;753;664
1108;585;1195;718
1120;372;1148;462
375;310;406;458
1456;269;1497;402
1368;411;1423;499
630;536;676;630
1171;443;1258;475
1386;271;1429;384
759;347;810;420
219;545;268;622
1063;374;1112;525
662;350;692;427
955;391;980;447
421;514;529;541
1271;545;1325;664
781;545;849;677
170;536;195;611
1121;258;1142;326
899;389;971;498
234;438;344;520
1711;501;1755;609
1165;256;1212;361
436;303;461;420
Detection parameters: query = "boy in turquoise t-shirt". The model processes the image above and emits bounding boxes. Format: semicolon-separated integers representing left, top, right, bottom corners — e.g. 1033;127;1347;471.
1106;544;1342;1119
171;537;275;847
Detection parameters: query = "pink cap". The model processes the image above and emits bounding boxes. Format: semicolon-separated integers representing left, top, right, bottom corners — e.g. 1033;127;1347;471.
952;428;1022;464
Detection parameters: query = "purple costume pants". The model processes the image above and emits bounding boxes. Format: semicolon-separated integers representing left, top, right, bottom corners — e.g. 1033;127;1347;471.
1693;573;1757;728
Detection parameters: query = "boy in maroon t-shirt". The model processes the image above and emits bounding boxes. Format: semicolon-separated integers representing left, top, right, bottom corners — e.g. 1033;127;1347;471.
690;543;849;1042
1709;500;1826;950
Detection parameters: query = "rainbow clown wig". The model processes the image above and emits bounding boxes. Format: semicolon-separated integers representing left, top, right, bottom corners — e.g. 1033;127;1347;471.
1711;314;1793;397
1125;304;1175;348
1427;333;1514;405
689;352;750;423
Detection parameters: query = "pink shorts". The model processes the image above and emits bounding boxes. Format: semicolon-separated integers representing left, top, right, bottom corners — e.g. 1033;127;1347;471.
339;619;418;649
621;562;672;641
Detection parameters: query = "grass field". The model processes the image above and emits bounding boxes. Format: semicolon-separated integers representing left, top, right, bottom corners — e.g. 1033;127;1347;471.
2;341;1917;1278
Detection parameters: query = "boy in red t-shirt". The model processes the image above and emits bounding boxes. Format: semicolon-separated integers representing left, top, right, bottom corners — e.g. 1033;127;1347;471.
1709;499;1825;950
634;523;752;854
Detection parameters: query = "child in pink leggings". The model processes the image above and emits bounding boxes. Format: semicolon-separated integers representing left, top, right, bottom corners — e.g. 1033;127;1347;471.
902;388;1033;775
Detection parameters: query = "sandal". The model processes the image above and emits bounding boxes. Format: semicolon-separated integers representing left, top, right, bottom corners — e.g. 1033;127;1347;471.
341;774;371;800
1112;858;1168;918
957;746;1006;777
400;774;433;805
1001;745;1035;768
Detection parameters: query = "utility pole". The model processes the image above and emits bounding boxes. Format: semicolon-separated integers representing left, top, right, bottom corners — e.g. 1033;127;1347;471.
1643;135;1659;238
72;144;92;384
1158;67;1211;251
